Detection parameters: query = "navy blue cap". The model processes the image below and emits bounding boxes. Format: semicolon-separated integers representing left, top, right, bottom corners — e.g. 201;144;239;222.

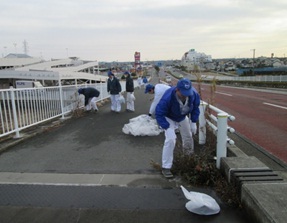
145;84;154;93
177;78;193;96
107;71;114;76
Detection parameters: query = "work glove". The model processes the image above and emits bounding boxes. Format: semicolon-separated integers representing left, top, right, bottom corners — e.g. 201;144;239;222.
190;122;197;135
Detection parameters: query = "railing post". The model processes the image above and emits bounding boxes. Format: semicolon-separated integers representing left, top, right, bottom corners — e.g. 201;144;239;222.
59;76;65;119
10;87;21;138
216;112;228;169
199;102;206;145
100;79;103;101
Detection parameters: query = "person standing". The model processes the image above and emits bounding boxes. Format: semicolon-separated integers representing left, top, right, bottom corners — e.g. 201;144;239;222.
142;76;148;87
124;71;135;112
145;83;170;117
155;78;200;178
78;87;100;112
107;70;122;113
137;76;142;88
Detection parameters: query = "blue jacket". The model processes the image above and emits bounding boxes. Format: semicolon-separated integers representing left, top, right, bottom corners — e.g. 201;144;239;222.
125;73;134;92
80;87;100;106
155;86;200;129
107;77;121;95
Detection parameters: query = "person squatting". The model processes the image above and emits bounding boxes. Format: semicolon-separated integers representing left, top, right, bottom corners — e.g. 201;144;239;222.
78;87;100;113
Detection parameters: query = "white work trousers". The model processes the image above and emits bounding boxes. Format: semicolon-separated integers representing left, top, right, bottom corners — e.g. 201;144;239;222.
110;94;121;112
162;116;194;169
126;92;135;111
86;97;98;111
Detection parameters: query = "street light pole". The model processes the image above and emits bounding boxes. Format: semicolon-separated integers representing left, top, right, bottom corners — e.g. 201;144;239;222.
251;49;255;75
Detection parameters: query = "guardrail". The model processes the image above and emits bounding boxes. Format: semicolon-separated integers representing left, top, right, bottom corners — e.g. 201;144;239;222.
0;81;131;139
198;101;235;169
202;74;287;82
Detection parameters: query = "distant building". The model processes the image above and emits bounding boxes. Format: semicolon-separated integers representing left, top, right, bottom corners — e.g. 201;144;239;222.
0;53;43;70
181;49;213;71
0;56;106;89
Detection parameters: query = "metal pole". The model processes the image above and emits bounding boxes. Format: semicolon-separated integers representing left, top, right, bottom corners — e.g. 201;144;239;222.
216;112;228;169
198;102;206;144
10;87;21;138
251;49;255;75
58;74;65;119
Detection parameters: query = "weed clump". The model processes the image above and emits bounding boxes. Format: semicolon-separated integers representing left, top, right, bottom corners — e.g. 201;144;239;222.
172;134;241;208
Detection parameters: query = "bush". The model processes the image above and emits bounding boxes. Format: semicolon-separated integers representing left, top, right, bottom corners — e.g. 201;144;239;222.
171;129;241;208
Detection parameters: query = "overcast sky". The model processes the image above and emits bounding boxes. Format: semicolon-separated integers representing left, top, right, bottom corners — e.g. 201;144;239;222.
1;0;286;62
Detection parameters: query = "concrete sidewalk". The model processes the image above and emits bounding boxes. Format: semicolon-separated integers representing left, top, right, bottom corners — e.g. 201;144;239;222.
0;77;286;223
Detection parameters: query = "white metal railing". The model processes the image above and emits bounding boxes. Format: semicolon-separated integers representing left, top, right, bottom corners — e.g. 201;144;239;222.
0;80;134;139
198;101;235;169
203;74;287;82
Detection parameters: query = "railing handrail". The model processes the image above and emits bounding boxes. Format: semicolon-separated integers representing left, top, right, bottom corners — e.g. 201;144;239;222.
198;101;235;169
202;74;287;82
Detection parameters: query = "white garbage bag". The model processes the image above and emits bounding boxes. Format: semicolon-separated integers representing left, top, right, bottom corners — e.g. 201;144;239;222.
130;93;136;101
180;185;220;215
119;94;125;104
122;114;163;136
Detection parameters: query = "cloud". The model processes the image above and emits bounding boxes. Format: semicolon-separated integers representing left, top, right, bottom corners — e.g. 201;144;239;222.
1;0;286;61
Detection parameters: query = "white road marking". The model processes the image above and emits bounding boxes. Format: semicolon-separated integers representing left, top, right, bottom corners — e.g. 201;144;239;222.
216;92;232;96
263;102;287;110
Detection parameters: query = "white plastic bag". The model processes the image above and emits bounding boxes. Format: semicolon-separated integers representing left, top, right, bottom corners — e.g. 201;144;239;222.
130;93;136;101
122;114;163;136
119;94;125;104
180;185;220;215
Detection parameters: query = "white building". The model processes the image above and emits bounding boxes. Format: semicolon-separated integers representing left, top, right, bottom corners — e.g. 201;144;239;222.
181;49;213;71
0;54;107;89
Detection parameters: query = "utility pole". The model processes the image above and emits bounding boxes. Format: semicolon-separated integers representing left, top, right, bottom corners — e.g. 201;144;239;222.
13;43;17;53
251;49;255;75
3;46;7;57
23;40;29;55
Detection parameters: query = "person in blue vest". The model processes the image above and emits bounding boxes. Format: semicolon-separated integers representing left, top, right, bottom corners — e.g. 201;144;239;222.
107;70;122;113
155;78;200;178
78;87;100;112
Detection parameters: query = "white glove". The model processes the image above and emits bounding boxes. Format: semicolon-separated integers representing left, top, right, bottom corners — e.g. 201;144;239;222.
191;122;197;135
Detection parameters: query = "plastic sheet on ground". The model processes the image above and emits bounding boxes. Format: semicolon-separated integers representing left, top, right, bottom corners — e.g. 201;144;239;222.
180;185;220;215
122;114;163;136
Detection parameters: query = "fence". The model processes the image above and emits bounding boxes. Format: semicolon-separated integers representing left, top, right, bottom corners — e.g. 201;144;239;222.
203;74;287;82
0;81;131;139
198;101;235;169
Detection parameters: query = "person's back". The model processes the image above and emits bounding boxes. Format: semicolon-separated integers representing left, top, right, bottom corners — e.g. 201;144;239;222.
83;87;100;98
124;71;135;112
149;84;170;116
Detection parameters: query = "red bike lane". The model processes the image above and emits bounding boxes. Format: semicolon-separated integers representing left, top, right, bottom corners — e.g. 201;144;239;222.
195;83;287;165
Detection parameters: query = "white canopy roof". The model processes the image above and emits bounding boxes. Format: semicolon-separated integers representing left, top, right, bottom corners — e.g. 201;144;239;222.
0;58;107;82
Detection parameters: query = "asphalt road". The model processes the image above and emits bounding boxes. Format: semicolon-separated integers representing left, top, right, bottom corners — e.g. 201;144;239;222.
194;82;287;166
